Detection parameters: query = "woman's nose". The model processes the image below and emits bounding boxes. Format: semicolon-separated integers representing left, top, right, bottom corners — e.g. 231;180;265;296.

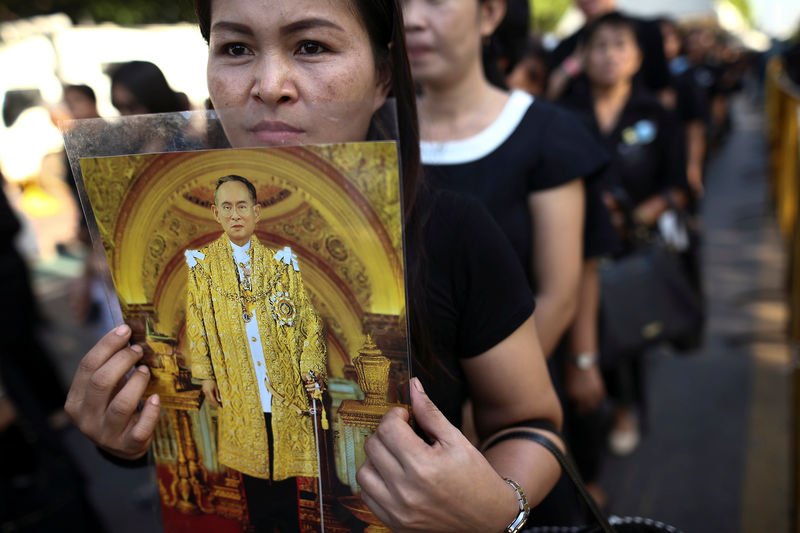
251;53;298;105
402;0;426;32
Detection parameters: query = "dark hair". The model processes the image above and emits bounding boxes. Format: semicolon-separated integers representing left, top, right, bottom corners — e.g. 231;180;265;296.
193;0;420;217
656;16;678;33
580;11;641;50
215;174;258;204
488;0;530;77
64;84;97;103
110;61;189;114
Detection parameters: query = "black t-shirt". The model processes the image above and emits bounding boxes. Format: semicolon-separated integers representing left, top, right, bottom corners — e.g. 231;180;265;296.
688;62;726;101
406;189;535;427
550;13;671;94
672;68;711;124
560;79;688;207
421;91;615;285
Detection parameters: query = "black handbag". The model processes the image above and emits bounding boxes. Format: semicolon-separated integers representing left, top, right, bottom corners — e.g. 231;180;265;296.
598;233;704;366
521;431;684;533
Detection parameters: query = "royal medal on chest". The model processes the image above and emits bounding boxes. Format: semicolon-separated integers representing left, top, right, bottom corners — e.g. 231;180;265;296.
270;290;296;327
242;311;252;323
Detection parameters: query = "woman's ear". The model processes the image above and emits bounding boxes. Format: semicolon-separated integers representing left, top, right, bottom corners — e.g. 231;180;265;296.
372;52;393;113
479;0;507;38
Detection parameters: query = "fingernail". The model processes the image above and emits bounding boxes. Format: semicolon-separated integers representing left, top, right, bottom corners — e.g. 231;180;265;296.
115;324;130;336
136;365;149;375
130;344;143;353
149;394;160;406
412;377;424;393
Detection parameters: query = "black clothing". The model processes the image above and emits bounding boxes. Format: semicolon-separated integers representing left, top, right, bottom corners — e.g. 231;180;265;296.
240;413;301;533
669;59;711;125
422;92;614;288
550;13;670;95
560;78;688;208
0;185;105;533
0;419;108;533
0;188;66;426
688;62;724;101
407;188;535;427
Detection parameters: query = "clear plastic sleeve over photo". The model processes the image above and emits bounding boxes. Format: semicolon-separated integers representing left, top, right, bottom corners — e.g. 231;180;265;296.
73;138;410;533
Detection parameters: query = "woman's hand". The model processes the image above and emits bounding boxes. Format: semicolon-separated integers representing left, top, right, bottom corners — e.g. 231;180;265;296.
564;361;606;414
64;325;160;460
357;378;518;533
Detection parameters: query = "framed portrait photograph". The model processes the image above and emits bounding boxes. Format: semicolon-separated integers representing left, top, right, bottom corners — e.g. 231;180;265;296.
77;143;410;533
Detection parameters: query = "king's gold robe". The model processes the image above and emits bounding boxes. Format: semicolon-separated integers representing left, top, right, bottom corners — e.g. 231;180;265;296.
186;235;326;480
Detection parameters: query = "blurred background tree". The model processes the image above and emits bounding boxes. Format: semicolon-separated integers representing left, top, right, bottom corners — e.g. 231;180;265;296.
0;0;196;25
727;0;754;26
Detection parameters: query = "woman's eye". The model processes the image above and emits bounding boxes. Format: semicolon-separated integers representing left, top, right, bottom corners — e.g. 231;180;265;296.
223;43;251;56
297;41;326;55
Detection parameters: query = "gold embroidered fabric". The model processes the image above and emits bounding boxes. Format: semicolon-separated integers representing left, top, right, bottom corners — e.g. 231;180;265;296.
186;236;326;480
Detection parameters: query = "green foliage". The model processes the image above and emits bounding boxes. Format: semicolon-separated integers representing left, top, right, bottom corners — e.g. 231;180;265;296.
0;0;197;25
727;0;753;26
530;0;572;33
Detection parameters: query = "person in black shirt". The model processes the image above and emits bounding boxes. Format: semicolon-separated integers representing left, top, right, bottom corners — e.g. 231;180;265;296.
405;0;619;518
0;175;67;432
560;12;689;461
0;173;107;532
405;0;590;361
546;0;670;103
660;18;709;198
683;25;737;151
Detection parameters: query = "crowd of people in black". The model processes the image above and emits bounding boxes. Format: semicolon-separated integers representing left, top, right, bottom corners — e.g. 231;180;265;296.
0;0;765;531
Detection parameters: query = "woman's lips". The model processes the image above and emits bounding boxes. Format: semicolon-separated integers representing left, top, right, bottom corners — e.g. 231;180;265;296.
249;121;305;144
406;44;432;61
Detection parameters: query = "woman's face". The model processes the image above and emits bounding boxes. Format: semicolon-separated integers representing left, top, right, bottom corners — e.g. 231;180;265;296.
584;24;642;87
207;0;389;148
506;56;548;97
402;0;501;89
660;21;681;61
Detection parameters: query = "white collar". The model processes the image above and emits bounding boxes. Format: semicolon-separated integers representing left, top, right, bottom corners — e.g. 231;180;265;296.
420;90;534;165
230;238;251;263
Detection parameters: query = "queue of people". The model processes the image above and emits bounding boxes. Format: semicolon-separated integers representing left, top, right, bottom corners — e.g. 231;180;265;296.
0;0;754;531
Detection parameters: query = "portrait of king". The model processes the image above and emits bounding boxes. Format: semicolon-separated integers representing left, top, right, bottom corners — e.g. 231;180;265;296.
185;175;326;480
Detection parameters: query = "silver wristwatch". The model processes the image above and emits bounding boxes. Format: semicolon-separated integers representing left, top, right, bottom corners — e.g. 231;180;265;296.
571;351;598;370
503;478;530;533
